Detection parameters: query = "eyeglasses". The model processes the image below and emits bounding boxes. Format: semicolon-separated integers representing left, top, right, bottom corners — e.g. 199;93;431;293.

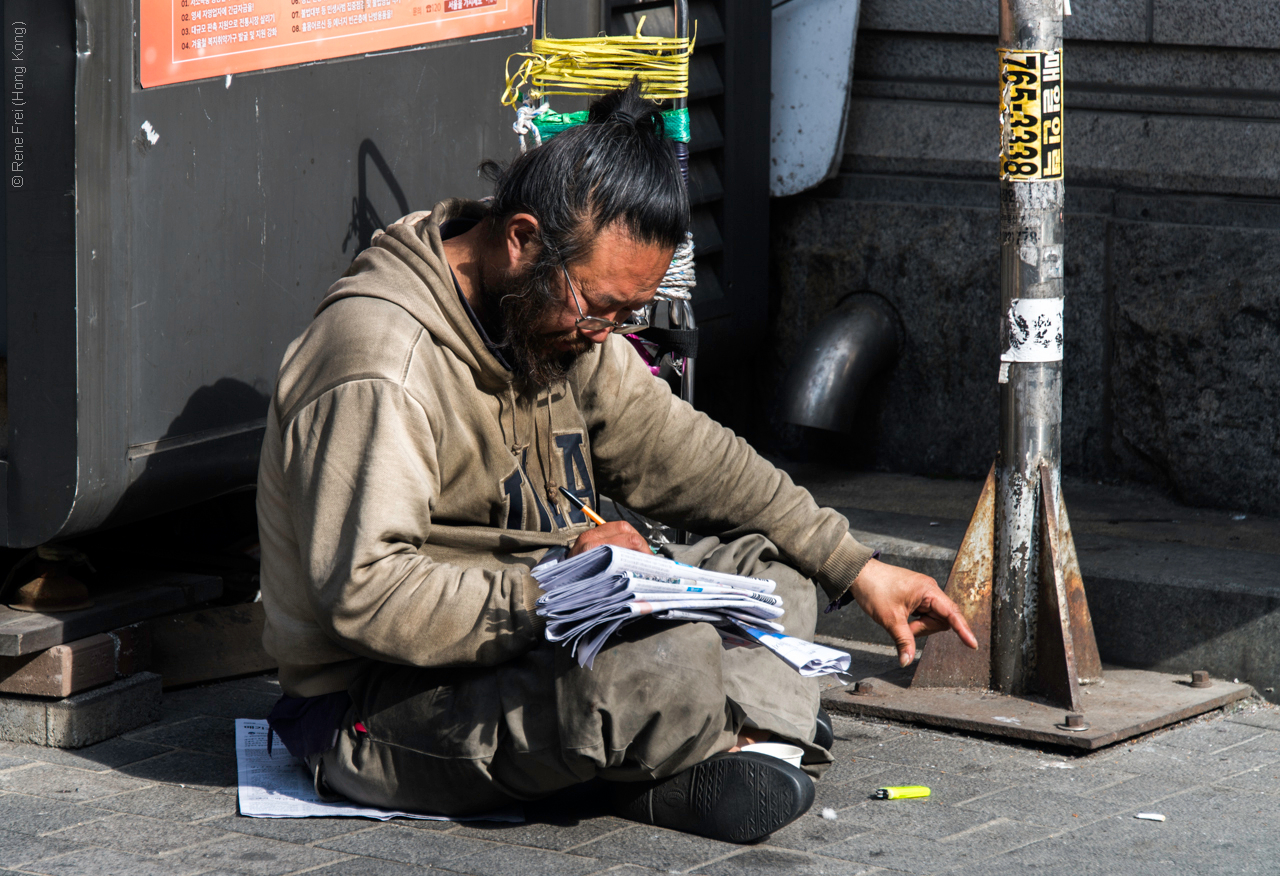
561;263;651;334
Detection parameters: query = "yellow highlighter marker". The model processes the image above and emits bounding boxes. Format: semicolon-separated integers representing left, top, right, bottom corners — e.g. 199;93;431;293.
875;786;931;800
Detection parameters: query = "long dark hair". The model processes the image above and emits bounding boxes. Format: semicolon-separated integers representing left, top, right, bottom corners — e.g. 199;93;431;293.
480;80;689;267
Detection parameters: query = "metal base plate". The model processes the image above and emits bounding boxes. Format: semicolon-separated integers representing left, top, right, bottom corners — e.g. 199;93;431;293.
822;664;1253;750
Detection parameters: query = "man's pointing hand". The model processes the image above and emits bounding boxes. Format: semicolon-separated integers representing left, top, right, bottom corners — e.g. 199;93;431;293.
849;558;979;667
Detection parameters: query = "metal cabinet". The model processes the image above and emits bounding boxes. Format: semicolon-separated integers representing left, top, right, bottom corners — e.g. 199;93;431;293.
0;0;596;547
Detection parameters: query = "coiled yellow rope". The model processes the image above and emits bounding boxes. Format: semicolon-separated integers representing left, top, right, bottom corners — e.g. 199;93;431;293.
501;16;695;108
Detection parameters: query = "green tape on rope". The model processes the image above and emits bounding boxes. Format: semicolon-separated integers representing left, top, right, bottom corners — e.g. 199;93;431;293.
532;107;690;143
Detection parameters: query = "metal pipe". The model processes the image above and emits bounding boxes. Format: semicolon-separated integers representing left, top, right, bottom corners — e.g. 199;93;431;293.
670;0;694;406
992;0;1066;694
779;294;902;433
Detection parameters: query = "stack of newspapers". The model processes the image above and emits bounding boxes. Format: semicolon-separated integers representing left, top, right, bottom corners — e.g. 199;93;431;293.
531;545;851;677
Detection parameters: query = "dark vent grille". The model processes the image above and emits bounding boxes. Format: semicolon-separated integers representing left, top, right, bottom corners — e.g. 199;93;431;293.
602;0;768;430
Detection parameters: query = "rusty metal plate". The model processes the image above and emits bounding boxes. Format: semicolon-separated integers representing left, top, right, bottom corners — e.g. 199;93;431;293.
912;464;994;689
1054;482;1103;683
1034;463;1083;712
823;664;1253;750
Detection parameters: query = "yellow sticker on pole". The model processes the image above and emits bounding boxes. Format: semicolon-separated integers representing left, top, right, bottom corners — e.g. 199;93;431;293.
999;49;1063;181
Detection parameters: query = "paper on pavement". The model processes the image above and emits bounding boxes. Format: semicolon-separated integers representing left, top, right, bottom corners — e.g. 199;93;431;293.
235;719;522;822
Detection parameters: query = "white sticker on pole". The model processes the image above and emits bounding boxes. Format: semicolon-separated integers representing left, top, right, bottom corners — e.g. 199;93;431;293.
1001;298;1064;362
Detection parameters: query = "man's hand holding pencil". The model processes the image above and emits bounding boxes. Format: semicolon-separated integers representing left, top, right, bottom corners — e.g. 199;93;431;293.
561;487;651;558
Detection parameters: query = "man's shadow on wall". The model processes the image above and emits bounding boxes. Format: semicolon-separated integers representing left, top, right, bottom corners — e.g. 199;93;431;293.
343;139;411;257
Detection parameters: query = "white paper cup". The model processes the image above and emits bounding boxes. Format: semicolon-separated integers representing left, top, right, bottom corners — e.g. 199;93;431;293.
741;742;804;768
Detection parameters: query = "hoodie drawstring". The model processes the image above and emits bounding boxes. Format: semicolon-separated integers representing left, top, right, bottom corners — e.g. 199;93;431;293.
543;385;562;517
504;385;519;453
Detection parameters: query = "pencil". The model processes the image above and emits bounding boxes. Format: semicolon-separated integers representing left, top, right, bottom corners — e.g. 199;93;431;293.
558;486;607;526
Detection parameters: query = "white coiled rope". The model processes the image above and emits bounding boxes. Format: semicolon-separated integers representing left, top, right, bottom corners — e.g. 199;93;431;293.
655;232;695;301
513;102;549;153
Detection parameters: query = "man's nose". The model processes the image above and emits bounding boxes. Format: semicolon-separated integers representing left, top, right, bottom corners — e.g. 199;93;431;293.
577;325;612;343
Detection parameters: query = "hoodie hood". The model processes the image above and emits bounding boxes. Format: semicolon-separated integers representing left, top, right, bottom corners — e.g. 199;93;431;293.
316;199;514;393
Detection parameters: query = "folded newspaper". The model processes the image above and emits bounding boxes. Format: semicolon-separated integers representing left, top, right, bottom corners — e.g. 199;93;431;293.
727;624;852;677
532;545;849;677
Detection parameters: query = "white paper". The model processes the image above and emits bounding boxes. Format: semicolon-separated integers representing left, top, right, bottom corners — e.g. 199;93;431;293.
235;720;522;822
533;545;776;593
732;625;852;677
1001;297;1064;363
533;545;784;668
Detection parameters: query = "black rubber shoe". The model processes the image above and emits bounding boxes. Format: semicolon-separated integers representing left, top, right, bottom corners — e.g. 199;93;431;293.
610;751;815;844
814;707;834;750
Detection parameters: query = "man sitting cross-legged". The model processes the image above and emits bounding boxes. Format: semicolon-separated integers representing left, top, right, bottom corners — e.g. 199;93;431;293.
256;83;976;843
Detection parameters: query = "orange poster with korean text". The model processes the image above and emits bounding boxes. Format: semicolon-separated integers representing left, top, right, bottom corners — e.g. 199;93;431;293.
139;0;532;88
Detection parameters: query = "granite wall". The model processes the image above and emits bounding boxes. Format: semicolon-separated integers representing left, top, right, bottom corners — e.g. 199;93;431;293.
768;0;1280;514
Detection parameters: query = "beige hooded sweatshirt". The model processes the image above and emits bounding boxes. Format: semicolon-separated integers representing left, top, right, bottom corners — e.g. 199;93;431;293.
257;200;876;697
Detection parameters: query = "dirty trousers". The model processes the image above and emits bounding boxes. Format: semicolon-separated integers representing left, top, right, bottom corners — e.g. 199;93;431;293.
320;534;831;815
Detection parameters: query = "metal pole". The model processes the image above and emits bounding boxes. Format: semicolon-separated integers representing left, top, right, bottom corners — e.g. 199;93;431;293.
671;0;696;408
992;0;1065;694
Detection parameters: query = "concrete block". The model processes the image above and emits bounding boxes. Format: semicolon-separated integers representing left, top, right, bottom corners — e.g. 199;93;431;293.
0;692;49;745
860;0;992;35
0;623;152;698
1110;222;1280;514
859;0;1148;42
1153;0;1280;49
1065;110;1280;198
843;96;994;179
1115;192;1280;230
854;32;991;84
0;634;117;698
45;672;162;748
1069;42;1280;101
852;34;1280;122
842;96;1280;198
0;672;161;748
150;602;275;689
0;572;221;657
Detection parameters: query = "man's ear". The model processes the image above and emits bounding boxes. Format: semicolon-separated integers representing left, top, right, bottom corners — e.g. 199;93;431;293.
501;213;541;271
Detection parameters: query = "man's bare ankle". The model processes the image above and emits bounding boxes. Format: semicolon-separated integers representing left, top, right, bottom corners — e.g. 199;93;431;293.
727;728;773;752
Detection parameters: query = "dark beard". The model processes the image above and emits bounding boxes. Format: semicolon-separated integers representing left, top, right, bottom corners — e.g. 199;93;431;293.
478;261;593;392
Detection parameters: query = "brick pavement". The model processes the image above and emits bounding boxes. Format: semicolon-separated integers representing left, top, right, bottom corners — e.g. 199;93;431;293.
0;672;1276;876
